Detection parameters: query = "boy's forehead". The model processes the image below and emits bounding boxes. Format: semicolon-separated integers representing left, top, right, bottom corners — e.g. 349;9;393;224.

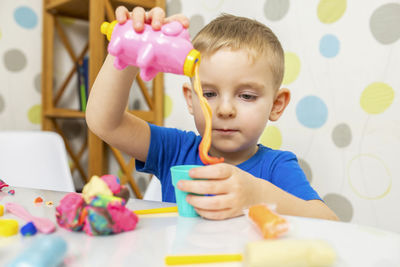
190;49;276;92
200;47;266;61
199;48;272;74
200;47;281;91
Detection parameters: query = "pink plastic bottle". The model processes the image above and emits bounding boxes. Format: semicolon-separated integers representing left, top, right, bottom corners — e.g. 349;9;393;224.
101;20;201;81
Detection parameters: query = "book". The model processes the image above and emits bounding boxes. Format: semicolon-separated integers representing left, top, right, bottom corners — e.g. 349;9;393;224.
82;57;89;103
76;61;87;111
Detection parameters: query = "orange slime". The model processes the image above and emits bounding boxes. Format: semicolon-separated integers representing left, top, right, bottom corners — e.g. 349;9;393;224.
193;63;224;165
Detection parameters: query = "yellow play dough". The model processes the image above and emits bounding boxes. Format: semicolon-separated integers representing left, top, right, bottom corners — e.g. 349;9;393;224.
82;176;113;203
0;204;4;216
244;239;336;267
0;219;19;237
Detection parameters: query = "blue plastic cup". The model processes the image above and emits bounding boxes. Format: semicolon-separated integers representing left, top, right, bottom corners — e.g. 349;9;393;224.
171;165;201;217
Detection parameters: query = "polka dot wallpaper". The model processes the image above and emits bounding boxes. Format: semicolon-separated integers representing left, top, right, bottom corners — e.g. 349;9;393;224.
0;2;41;128
162;0;400;233
0;0;399;232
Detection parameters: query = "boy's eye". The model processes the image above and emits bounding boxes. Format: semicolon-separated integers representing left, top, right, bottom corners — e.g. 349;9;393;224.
203;92;217;98
240;94;257;101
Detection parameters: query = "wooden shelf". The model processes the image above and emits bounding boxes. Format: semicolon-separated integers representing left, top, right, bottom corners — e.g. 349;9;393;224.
45;0;160;20
44;108;156;122
45;108;85;119
41;0;165;198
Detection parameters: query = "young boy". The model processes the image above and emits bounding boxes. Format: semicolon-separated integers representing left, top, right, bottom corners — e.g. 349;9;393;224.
86;6;338;221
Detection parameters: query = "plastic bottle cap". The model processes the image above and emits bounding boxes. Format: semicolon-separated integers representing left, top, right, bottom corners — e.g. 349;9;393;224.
101;20;118;41
0;219;19;237
183;49;201;77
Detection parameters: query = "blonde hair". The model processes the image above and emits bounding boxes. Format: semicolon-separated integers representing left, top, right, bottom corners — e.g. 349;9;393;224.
192;14;284;90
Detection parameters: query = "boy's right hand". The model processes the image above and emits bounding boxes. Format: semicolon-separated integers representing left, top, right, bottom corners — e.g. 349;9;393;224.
115;6;189;33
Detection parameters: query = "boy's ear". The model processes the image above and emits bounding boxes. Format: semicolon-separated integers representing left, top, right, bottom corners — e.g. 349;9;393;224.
269;88;291;121
182;82;194;115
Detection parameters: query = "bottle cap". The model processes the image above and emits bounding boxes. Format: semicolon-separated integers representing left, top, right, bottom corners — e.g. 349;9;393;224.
101;20;118;41
0;219;19;237
183;49;201;77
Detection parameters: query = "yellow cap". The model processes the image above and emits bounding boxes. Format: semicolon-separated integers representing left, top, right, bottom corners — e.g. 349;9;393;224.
100;20;118;41
0;219;19;237
0;204;4;216
183;49;201;77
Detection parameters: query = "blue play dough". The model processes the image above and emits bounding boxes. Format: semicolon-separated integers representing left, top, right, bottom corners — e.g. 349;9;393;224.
7;235;67;267
20;221;37;236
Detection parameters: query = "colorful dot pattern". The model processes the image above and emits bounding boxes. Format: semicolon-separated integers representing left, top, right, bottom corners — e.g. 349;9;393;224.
1;3;40;129
163;0;400;233
296;95;328;129
260;125;282;150
282;52;300;85
360;82;394;115
14;6;38;29
317;0;347;24
1;1;399;233
320;34;340;58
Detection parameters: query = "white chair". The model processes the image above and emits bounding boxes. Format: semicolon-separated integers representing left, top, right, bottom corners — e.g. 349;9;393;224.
0;131;75;192
143;176;162;201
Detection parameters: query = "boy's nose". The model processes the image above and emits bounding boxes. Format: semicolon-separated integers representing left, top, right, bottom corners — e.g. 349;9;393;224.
216;99;236;118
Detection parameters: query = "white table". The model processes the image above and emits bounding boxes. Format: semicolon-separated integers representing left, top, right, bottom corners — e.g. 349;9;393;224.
1;187;400;267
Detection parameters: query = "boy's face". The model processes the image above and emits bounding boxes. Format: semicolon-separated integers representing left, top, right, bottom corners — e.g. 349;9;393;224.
184;48;289;164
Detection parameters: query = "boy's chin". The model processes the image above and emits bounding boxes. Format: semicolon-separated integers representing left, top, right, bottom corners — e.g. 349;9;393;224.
211;142;254;155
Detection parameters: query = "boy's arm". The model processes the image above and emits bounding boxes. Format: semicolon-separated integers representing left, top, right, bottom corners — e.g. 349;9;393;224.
249;177;339;221
86;5;189;162
86;55;150;162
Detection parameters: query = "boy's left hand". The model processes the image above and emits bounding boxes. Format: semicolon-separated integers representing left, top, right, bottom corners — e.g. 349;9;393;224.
177;163;258;220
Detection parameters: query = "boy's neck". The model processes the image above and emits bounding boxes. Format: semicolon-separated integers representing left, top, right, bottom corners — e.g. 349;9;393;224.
209;145;259;166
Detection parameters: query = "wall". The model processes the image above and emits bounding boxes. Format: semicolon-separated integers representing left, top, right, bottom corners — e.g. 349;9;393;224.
0;1;42;129
0;0;399;232
164;0;400;233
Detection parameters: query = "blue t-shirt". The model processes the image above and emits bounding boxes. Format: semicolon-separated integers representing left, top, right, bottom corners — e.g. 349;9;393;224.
136;124;321;203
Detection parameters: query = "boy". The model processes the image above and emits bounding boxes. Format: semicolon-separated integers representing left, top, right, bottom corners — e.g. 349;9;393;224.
86;6;338;221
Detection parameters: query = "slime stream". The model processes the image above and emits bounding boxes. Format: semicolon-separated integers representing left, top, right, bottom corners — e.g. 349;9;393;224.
193;63;224;165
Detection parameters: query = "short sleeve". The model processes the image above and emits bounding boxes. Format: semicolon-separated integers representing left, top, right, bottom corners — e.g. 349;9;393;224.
136;124;183;179
136;123;201;183
270;151;321;201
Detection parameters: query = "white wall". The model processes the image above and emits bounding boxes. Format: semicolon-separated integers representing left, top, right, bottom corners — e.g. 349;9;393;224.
163;0;400;233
